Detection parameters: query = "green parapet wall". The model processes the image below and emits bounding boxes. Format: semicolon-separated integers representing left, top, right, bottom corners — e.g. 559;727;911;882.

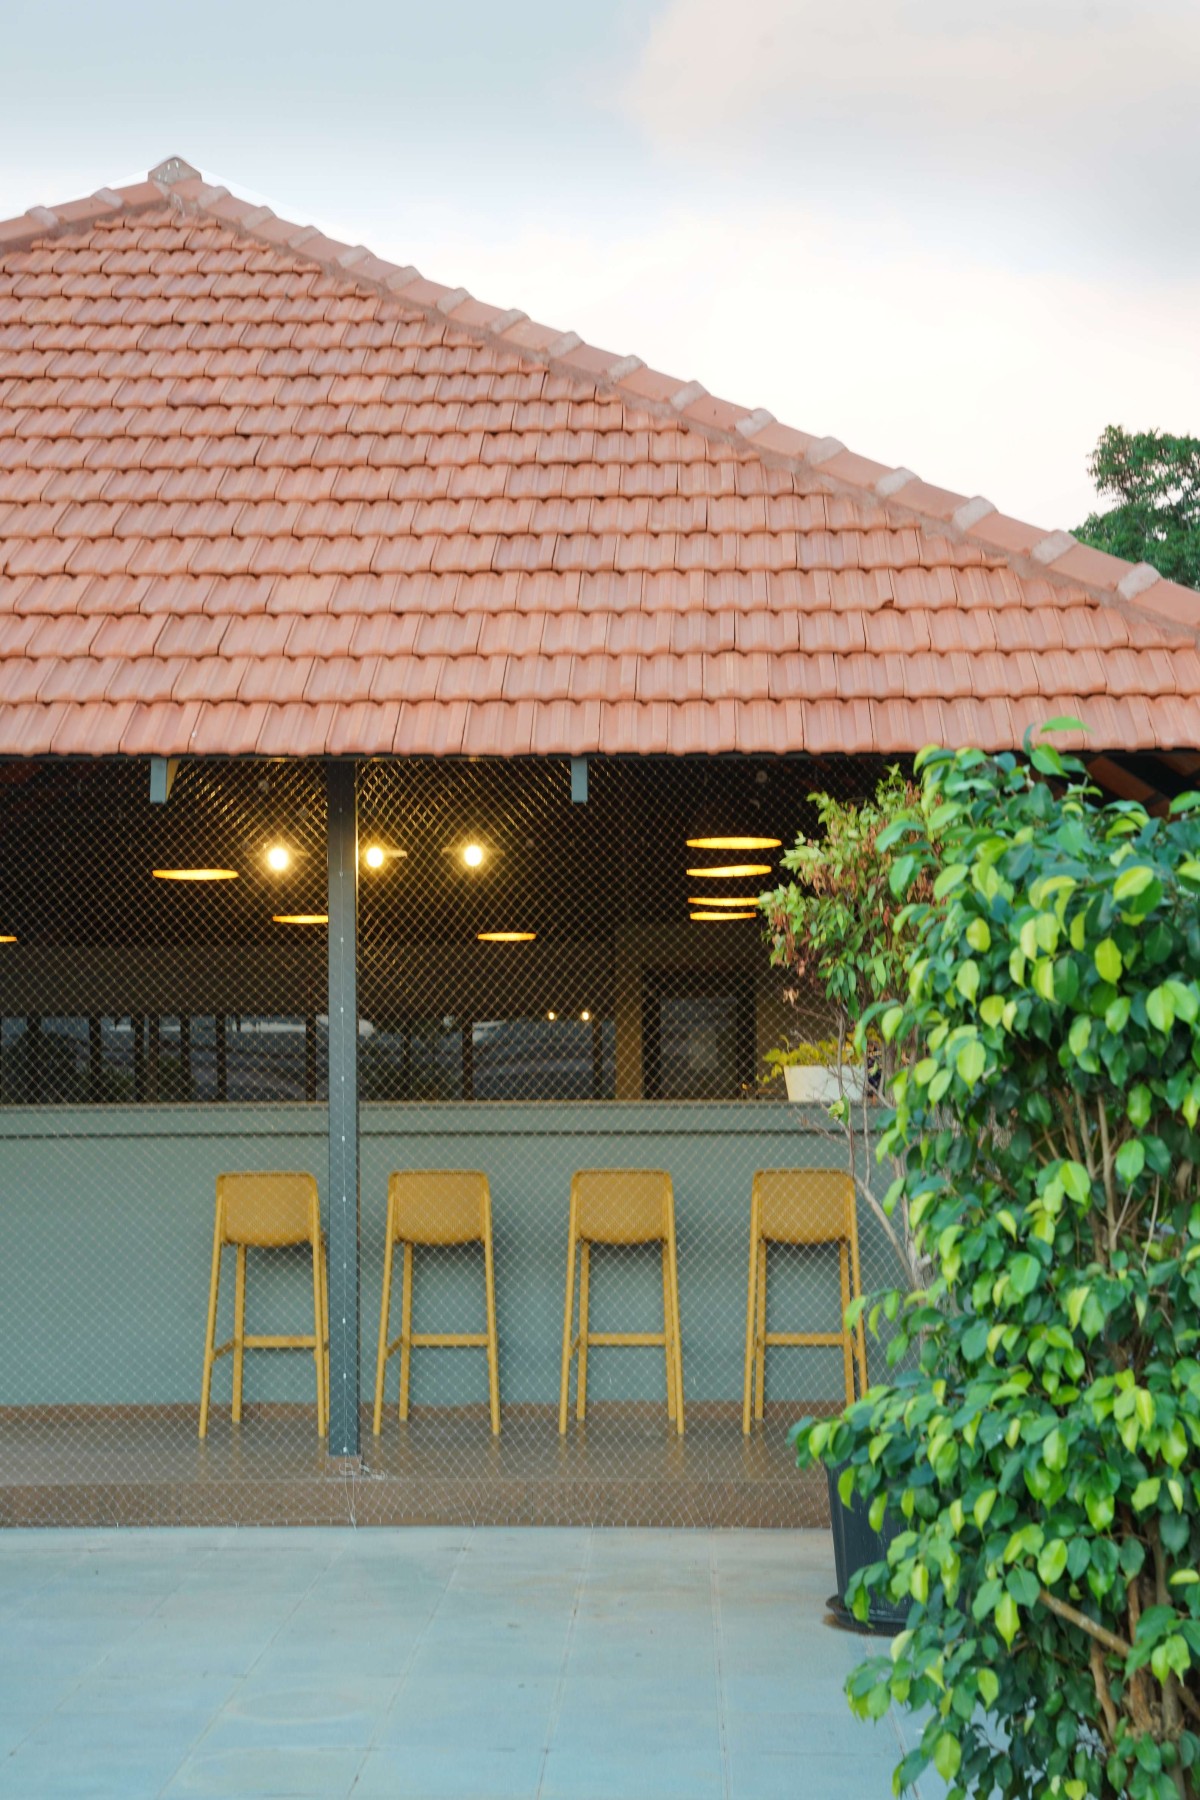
0;1103;895;1410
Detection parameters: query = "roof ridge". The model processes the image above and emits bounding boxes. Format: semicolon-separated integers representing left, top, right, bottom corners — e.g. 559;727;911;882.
2;159;1196;653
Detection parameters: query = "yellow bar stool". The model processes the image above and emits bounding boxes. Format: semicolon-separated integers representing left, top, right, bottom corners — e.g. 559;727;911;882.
559;1169;684;1436
199;1172;329;1439
372;1170;501;1436
742;1168;868;1433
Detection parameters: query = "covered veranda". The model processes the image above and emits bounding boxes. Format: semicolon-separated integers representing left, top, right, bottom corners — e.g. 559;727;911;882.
3;159;1200;1541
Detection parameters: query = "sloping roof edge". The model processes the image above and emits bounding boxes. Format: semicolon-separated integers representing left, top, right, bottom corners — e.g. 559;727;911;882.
2;153;1197;665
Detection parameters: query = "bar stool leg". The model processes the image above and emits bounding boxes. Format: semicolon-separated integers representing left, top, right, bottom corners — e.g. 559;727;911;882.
199;1208;224;1440
311;1226;327;1438
742;1192;759;1435
661;1243;677;1424
576;1243;591;1422
558;1203;578;1435
320;1238;330;1430
665;1207;684;1435
839;1242;854;1410
373;1199;396;1435
232;1243;247;1423
398;1242;414;1423
754;1237;767;1423
483;1221;501;1437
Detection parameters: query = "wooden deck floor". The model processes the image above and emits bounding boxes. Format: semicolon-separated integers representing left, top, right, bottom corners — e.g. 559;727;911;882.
0;1403;833;1529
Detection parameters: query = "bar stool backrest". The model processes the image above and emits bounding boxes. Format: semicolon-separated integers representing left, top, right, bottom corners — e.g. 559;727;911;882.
754;1168;855;1246
388;1170;489;1245
217;1172;319;1247
572;1169;672;1244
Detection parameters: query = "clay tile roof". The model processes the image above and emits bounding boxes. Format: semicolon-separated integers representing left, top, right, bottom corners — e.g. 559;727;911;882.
1;158;1199;758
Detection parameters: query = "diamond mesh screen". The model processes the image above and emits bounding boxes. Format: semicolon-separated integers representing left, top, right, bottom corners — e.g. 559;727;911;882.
0;752;904;1528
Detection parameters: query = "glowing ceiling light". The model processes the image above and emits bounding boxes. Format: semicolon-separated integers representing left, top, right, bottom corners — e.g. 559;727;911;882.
547;1010;557;1021
690;910;757;922
477;931;535;943
153;868;239;882
685;864;773;879
688;896;763;908
273;914;328;926
463;843;485;868
364;845;385;870
0;934;15;944
266;845;291;872
580;1010;591;1022
686;836;781;851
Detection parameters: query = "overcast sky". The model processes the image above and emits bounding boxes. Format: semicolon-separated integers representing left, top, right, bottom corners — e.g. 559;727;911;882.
2;0;1197;529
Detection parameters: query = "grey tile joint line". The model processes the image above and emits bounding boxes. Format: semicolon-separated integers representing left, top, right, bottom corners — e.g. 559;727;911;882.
606;355;644;381
805;436;845;465
435;286;471;314
26;206;58;228
735;409;775;438
1117;562;1164;601
951;495;997;532
671;380;707;410
490;309;529;335
875;466;919;497
546;331;583;357
533;1529;595;1800
1031;529;1077;565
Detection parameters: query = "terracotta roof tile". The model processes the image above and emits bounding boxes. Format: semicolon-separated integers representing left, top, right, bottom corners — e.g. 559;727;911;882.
0;182;1195;759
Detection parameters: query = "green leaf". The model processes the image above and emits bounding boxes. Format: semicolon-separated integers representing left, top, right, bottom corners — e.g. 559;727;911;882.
1116;1139;1146;1185
1114;865;1155;902
933;1735;962;1782
1132;1477;1161;1512
956;960;980;1003
966;918;992;953
888;854;916;898
1068;1016;1091;1057
995;1592;1019;1648
1127;1084;1152;1128
1094;938;1123;983
1037;1539;1068;1585
1105;995;1131;1032
977;1668;999;1708
933;864;968;900
880;1005;904;1043
1146;985;1176;1033
956;1040;986;1087
1008;1253;1040;1298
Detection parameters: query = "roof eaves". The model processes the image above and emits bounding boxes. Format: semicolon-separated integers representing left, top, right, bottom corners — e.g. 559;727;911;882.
2;155;1197;653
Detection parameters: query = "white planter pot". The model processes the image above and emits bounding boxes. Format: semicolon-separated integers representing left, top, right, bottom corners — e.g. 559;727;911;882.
783;1064;866;1105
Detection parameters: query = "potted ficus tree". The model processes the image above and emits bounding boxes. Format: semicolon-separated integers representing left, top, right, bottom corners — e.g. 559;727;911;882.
760;769;935;1628
796;729;1200;1799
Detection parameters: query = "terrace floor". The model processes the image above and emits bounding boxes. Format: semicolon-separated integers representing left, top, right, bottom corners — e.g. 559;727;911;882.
0;1404;830;1529
0;1526;945;1800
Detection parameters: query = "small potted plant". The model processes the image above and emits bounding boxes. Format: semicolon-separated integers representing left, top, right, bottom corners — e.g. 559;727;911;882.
763;1037;868;1106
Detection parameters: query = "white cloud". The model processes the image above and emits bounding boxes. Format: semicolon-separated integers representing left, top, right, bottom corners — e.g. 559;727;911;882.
371;199;1200;531
621;0;1200;265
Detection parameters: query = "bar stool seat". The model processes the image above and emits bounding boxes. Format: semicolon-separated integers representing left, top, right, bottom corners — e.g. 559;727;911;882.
559;1169;684;1435
372;1170;501;1436
743;1168;867;1433
199;1172;329;1439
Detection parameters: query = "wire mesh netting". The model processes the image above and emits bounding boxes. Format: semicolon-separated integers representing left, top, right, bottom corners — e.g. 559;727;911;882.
0;751;906;1528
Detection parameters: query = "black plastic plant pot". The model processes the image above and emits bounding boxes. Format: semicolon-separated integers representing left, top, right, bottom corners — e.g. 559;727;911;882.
826;1462;909;1636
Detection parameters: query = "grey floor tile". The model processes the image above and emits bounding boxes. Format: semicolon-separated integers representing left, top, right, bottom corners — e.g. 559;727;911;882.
538;1744;726;1800
162;1744;364;1797
727;1747;900;1800
352;1745;543;1800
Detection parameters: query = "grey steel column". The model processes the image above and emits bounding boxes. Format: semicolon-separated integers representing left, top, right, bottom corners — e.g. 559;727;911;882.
326;760;360;1457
